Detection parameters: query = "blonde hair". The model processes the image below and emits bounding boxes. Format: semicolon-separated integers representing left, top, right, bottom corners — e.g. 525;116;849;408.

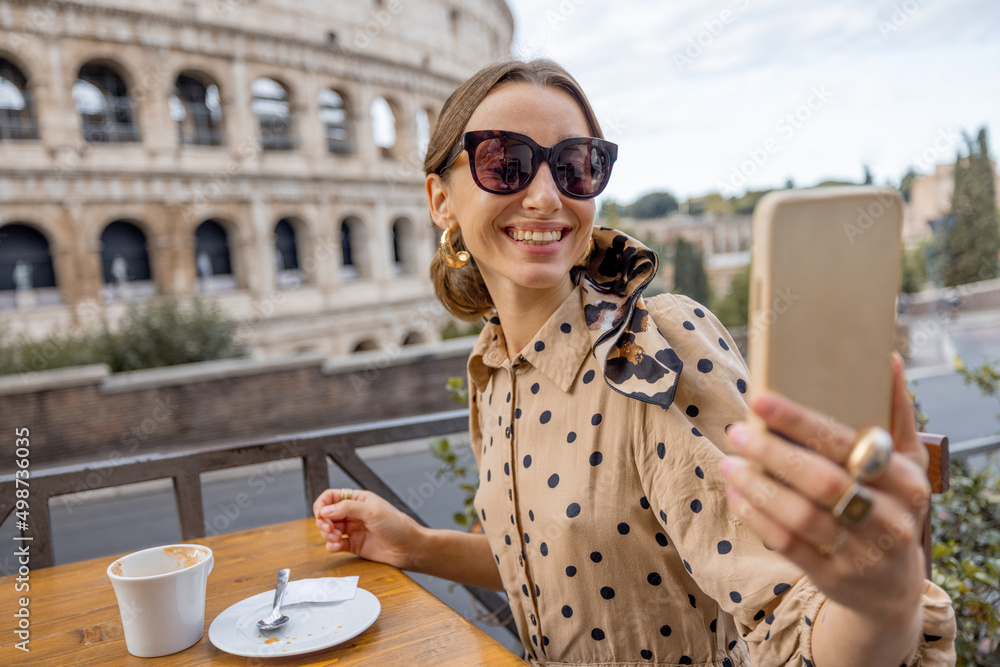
425;58;605;321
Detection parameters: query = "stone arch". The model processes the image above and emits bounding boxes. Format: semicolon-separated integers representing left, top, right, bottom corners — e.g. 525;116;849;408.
194;218;238;293
274;217;307;288
370;95;401;159
402;330;426;346
167;61;231;98
251;75;295;150
391;216;419;276
171;70;224;146
0;222;61;308
99;219;152;282
340;216;370;281
73;60;140;143
99;219;156;301
319;87;352;155
0;57;40;140
0;48;45;89
352;338;379;353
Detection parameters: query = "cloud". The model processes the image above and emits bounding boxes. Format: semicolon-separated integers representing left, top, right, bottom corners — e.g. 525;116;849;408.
503;0;1000;200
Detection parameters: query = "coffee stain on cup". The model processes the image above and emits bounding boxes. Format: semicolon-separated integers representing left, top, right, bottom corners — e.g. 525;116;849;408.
111;560;123;576
163;546;203;569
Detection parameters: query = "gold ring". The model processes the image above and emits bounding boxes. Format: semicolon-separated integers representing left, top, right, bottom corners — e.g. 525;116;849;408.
845;426;893;482
818;527;848;556
831;481;874;525
341;488;354;500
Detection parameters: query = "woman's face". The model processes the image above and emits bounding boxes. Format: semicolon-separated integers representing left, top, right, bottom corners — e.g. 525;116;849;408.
428;83;597;302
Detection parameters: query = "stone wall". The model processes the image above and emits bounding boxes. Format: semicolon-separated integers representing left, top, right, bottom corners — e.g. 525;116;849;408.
0;338;475;472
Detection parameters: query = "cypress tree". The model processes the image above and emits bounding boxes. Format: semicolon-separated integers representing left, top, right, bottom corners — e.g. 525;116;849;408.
947;127;1000;285
673;238;711;306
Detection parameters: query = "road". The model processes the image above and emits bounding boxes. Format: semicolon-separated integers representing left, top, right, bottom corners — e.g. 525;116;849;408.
4;305;998;656
903;307;1000;466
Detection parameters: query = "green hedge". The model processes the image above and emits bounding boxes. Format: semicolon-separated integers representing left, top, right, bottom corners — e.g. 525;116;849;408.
0;295;246;376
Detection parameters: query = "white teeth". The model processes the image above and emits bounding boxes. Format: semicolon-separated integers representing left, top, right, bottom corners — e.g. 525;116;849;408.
506;229;564;245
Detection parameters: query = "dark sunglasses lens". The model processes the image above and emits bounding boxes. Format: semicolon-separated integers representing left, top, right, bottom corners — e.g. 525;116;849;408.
555;142;610;197
474;138;534;193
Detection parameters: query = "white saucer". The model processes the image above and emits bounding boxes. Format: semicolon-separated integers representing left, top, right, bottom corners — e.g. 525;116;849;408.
208;587;380;658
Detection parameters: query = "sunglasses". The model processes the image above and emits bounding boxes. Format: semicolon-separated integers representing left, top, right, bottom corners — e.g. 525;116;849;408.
436;130;618;199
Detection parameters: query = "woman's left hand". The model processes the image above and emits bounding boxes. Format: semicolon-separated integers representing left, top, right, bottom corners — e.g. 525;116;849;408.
720;352;930;625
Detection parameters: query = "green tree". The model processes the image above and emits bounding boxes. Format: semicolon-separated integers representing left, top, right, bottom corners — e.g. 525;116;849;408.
600;198;623;228
685;195;733;217
641;235;672;297
927;215;955;287
900;242;928;294
727;189;773;215
702;193;734;216
711;264;750;327
628;191;679;219
813;179;856;187
899;167;918;203
672;238;711;306
947;127;1000;286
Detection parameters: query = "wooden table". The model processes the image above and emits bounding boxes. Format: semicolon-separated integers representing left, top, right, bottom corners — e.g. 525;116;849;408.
1;518;526;666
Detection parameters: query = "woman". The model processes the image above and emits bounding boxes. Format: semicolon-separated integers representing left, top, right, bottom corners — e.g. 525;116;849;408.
314;58;956;666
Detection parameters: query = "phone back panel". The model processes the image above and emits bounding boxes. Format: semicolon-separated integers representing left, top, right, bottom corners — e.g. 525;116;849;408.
748;186;903;431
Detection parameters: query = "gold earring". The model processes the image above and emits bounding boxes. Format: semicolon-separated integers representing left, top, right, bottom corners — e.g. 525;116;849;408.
439;227;470;268
574;236;596;268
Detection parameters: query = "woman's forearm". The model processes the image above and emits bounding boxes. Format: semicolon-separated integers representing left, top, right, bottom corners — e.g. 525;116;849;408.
410;526;504;591
812;598;922;667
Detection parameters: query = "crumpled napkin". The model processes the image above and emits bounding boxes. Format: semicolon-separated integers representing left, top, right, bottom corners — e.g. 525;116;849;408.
280;576;359;605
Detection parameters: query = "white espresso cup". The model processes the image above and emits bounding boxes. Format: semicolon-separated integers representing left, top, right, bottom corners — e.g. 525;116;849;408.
107;543;214;657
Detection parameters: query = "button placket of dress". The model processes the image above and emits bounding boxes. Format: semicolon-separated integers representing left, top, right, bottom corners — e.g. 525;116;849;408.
507;358;547;660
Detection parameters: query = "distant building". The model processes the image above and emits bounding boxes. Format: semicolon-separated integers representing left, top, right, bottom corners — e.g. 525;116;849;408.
615;214;752;297
0;0;513;357
904;160;1000;244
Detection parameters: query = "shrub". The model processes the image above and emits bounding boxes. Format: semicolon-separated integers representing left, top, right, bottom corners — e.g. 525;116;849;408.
711;265;751;328
0;326;104;376
428;378;479;529
0;295;246;376
931;456;1000;666
440;319;484;340
103;295;246;372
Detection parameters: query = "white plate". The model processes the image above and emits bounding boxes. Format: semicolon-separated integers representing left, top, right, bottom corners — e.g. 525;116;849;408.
208;587;381;658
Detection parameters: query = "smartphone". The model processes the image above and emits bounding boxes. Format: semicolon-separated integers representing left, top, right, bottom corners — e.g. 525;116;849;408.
747;186;903;432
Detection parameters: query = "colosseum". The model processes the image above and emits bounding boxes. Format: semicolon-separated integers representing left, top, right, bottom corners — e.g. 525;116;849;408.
0;0;513;357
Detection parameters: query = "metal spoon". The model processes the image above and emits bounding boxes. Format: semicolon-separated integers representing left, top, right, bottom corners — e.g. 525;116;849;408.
257;568;291;631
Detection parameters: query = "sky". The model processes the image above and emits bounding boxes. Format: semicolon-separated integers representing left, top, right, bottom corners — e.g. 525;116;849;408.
503;0;1000;205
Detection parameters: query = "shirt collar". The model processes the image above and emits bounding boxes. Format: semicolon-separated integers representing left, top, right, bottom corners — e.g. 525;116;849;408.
468;227;683;409
468;284;592;393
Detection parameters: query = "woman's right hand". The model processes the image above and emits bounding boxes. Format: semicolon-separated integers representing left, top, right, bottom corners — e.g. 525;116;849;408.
312;488;424;570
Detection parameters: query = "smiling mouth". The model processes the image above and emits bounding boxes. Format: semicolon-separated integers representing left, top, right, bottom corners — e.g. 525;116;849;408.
505;229;564;245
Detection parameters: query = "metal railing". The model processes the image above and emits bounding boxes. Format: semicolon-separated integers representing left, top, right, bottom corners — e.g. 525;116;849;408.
0;409;516;636
951;433;1000;458
2;411;993;639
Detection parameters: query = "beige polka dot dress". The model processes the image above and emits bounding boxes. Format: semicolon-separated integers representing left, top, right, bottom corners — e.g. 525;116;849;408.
465;229;956;666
